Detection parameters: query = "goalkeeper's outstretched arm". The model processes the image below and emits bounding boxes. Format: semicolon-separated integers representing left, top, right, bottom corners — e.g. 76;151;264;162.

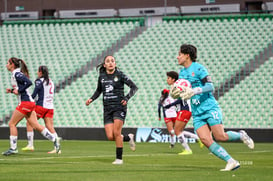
193;82;214;95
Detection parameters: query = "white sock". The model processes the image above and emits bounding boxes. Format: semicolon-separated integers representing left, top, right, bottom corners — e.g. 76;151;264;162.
178;133;191;151
27;131;34;147
227;158;236;163
53;132;58;139
41;128;55;142
170;135;175;145
53;132;59;149
10;135;18;150
182;131;199;140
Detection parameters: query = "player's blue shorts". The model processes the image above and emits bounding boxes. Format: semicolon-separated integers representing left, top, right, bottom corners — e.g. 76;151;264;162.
193;108;223;131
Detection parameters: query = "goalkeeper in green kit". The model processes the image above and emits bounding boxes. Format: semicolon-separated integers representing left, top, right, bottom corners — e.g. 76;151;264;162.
170;44;254;171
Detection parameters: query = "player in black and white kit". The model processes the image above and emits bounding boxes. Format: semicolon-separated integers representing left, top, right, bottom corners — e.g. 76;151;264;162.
86;55;138;165
22;66;60;154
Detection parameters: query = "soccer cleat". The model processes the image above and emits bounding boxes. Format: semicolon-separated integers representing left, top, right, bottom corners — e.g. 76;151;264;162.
178;150;193;155
197;139;204;148
2;148;18;156
128;133;136;151
240;130;255;149
169;144;175;149
112;159;123;165
48;148;62;154
53;137;61;154
220;160;240;171
21;146;34;151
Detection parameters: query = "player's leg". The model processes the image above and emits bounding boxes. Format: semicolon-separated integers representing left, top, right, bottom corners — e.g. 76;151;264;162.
26;111;60;154
165;119;175;148
2;109;24;155
208;124;240;171
175;110;192;155
198;110;240;171
104;122;123;164
182;130;204;148
175;122;192;155
122;133;136;151
209;108;254;149
112;119;124;164
22;105;43;151
214;126;254;149
44;115;61;154
22;121;35;151
104;123;114;141
114;108;136;152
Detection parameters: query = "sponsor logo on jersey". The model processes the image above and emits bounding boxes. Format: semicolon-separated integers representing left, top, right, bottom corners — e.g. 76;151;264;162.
101;79;112;83
114;76;118;82
105;85;114;93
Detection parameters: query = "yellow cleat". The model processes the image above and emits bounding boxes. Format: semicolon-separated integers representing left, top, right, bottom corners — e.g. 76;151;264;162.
178;150;192;155
21;146;34;151
198;139;204;148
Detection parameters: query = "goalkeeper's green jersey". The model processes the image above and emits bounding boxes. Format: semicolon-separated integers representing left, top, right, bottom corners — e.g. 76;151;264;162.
178;62;219;117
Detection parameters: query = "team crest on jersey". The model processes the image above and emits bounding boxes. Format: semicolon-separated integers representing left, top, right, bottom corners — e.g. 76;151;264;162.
114;76;118;82
191;72;195;77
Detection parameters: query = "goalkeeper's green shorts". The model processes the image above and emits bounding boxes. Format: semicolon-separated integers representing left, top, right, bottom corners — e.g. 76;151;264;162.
193;108;223;131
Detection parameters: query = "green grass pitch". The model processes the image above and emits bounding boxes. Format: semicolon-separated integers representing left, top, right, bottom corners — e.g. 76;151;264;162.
0;140;272;181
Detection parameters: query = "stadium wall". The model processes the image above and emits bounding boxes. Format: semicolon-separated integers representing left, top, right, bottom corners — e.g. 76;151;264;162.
0;0;272;18
0;127;272;142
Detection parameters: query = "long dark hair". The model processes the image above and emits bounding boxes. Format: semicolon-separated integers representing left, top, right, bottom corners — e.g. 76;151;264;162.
9;57;30;78
96;55;117;73
180;44;197;62
159;89;169;104
38;65;50;85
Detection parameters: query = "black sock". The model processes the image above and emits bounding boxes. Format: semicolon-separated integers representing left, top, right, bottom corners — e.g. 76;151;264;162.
123;135;130;142
116;147;123;160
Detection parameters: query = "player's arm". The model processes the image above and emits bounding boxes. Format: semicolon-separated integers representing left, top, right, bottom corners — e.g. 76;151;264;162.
180;76;214;100
193;76;215;95
86;78;102;106
123;73;138;102
158;102;162;120
31;79;42;99
15;72;32;94
164;99;180;109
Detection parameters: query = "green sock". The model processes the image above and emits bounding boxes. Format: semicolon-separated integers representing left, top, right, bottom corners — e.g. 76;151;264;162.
209;142;231;162
226;131;241;141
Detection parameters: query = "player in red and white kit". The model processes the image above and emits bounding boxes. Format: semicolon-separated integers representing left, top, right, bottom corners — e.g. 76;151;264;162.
158;89;177;148
22;65;60;154
3;58;60;156
161;71;203;155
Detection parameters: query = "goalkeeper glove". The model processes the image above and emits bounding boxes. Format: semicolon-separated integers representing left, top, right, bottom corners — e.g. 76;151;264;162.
180;86;202;100
170;85;181;99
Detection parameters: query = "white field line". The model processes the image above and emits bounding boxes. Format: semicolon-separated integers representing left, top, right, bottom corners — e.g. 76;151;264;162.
0;150;272;161
237;150;273;154
0;153;175;161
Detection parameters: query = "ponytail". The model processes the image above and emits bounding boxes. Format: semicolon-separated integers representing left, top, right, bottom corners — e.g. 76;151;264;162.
9;57;29;78
159;89;169;104
19;59;29;78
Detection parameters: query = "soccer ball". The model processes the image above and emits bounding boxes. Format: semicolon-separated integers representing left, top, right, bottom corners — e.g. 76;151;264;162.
170;79;191;99
174;79;192;91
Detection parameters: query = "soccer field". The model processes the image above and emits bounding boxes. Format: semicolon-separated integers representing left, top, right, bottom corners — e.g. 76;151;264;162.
0;140;272;181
